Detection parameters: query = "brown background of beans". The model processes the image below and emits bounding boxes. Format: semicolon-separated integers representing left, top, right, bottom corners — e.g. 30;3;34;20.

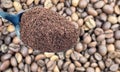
0;0;120;72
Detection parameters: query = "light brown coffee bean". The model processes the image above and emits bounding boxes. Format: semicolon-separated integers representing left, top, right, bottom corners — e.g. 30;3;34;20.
65;49;73;58
50;55;59;61
31;62;38;72
94;1;105;9
51;0;59;5
15;52;22;63
108;15;118;24
74;61;81;67
72;0;79;7
13;1;22;12
114;5;120;15
107;44;115;52
105;58;112;67
50;6;57;12
96;19;102;27
44;0;53;9
79;0;88;8
99;13;107;21
110;64;119;71
57;60;63;69
1;0;13;8
47;60;56;70
98;45;107;56
18;62;24;70
20;46;28;57
13;36;21;44
91;63;98;67
63;61;71;70
76;67;85;71
103;4;113;14
57;3;64;11
98;61;105;70
68;63;75;72
44;52;55;58
106;37;115;44
115;30;120;39
83;33;91;44
57;52;64;60
79;56;87;64
87;7;98;16
84;62;90;68
24;64;30;72
35;54;46;61
108;51;117;59
71;12;79;21
65;8;72;16
94;53;102;61
0;60;10;71
115;40;120;50
86;67;95;72
53;65;59;72
34;0;40;5
102;22;111;30
10;57;17;67
4;36;11;45
115;58;120;64
97;34;105;42
95;67;101;72
75;42;83;52
1;53;12;61
26;0;34;5
88;48;96;55
25;55;32;64
88;41;97;47
85;17;96;29
13;67;19;72
37;60;45;67
4;68;12;72
104;29;113;38
111;24;119;31
94;28;104;36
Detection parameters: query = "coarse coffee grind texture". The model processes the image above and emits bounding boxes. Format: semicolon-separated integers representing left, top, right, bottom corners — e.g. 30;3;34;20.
20;7;80;52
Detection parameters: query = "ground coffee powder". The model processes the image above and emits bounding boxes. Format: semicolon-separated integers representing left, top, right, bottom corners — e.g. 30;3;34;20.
20;7;80;52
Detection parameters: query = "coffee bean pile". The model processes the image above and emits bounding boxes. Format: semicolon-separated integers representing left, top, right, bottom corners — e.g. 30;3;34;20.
0;0;120;72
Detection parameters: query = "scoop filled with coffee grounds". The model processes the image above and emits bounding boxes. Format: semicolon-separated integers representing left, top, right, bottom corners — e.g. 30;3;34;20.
0;7;80;52
20;7;80;52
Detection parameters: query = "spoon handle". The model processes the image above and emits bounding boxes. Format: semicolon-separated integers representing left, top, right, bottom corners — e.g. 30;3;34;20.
0;11;24;38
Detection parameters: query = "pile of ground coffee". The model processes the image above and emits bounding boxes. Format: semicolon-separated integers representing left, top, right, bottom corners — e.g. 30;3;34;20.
20;7;80;52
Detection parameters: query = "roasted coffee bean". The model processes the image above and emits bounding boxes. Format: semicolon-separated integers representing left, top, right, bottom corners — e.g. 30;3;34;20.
104;29;113;38
20;46;28;57
103;4;113;14
0;60;10;71
88;48;96;55
79;56;87;64
31;62;38;72
115;40;120;49
110;64;119;71
115;30;120;39
98;45;107;56
94;1;105;9
86;67;95;72
102;22;111;30
1;53;12;61
98;61;105;70
94;53;102;61
94;28;104;36
10;57;17;67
